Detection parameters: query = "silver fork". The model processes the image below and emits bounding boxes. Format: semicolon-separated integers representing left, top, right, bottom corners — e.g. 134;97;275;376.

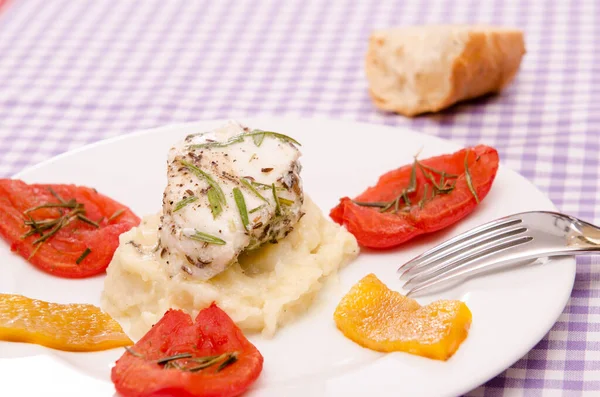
398;211;600;296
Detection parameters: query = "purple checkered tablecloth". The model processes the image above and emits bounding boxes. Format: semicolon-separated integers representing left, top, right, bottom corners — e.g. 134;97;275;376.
1;0;599;395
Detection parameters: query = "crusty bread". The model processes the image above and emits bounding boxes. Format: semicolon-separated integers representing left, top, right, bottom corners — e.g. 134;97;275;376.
365;25;525;117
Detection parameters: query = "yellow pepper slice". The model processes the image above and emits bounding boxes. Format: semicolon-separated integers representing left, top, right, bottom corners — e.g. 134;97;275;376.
334;274;472;361
0;293;132;352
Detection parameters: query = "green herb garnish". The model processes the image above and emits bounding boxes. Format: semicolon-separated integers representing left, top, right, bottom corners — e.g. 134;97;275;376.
351;201;390;208
271;184;281;216
207;188;223;218
249;130;301;146
23;199;79;214
217;352;238;372
180;160;226;203
278;197;294;206
77;214;100;227
188;130;300;150
407;159;417;193
76;248;91;264
125;347;238;373
187;230;226;245
173;196;198;212
180;159;226;217
30;218;67;244
418;185;429;209
251;180;286;191
464;151;480;203
233;188;250;231
352;152;467;214
157;353;193;365
23;195;92;250
124;346;145;358
108;208;126;222
160;352;239;372
48;187;67;204
240;178;268;202
249;204;265;214
252;132;265;146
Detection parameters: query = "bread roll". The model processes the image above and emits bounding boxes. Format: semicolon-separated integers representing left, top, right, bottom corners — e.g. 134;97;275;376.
365;25;525;117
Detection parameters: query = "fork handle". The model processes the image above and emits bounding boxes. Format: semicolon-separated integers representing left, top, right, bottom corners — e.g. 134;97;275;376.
570;220;600;250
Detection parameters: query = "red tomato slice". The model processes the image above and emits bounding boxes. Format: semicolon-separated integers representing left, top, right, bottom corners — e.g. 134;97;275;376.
111;304;264;397
0;179;140;278
330;145;499;249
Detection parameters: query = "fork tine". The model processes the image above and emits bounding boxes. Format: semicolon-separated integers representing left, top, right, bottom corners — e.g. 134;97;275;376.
402;234;533;287
402;235;534;296
399;224;528;281
397;217;522;274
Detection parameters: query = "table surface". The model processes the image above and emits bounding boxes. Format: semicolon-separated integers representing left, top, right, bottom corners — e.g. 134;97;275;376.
1;0;599;395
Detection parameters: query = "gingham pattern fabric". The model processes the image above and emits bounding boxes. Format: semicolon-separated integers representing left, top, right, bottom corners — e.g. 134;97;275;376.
1;0;599;395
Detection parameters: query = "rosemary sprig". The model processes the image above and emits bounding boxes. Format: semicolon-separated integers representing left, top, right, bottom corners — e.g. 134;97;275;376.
233;188;250;231
416;162;457;195
124;346;145;358
250;180;286;191
252;132;265;146
464;151;480;203
180;159;226;206
156;353;193;365
77;214;100;228
278;197;294;206
271;184;281;216
353;151;471;214
379;200;396;213
108;208;126;222
207;188;223;218
164;352;238;373
187;135;245;150
23;217;65;238
249;130;301;146
28;243;43;260
249;204;265;214
186;354;231;372
188;130;300;150
419;185;429;209
125;347;238;373
48;187;67;204
32;216;68;245
173;196;198;212
23;199;79;214
76;248;92;264
407;159;417;193
22;189;107;262
240;178;268;202
378;193;410;214
351;201;389;208
217;352;238;372
417;161;459;178
181;160;225;218
187;230;226;245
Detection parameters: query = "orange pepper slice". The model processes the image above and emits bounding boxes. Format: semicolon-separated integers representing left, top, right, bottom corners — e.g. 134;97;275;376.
334;274;472;361
0;293;132;352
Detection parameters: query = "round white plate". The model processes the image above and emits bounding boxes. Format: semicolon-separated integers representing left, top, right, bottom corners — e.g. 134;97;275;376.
0;118;575;397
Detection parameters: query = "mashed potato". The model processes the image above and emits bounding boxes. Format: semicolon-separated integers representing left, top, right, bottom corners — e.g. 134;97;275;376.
101;196;359;340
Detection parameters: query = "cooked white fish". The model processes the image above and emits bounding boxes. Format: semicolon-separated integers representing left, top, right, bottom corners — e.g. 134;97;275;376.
159;121;303;280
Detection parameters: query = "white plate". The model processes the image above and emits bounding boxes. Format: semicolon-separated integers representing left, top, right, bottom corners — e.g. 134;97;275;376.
0;117;575;397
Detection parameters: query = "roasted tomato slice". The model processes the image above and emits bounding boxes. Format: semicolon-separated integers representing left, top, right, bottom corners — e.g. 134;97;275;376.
330;145;499;248
111;304;264;397
0;179;140;278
